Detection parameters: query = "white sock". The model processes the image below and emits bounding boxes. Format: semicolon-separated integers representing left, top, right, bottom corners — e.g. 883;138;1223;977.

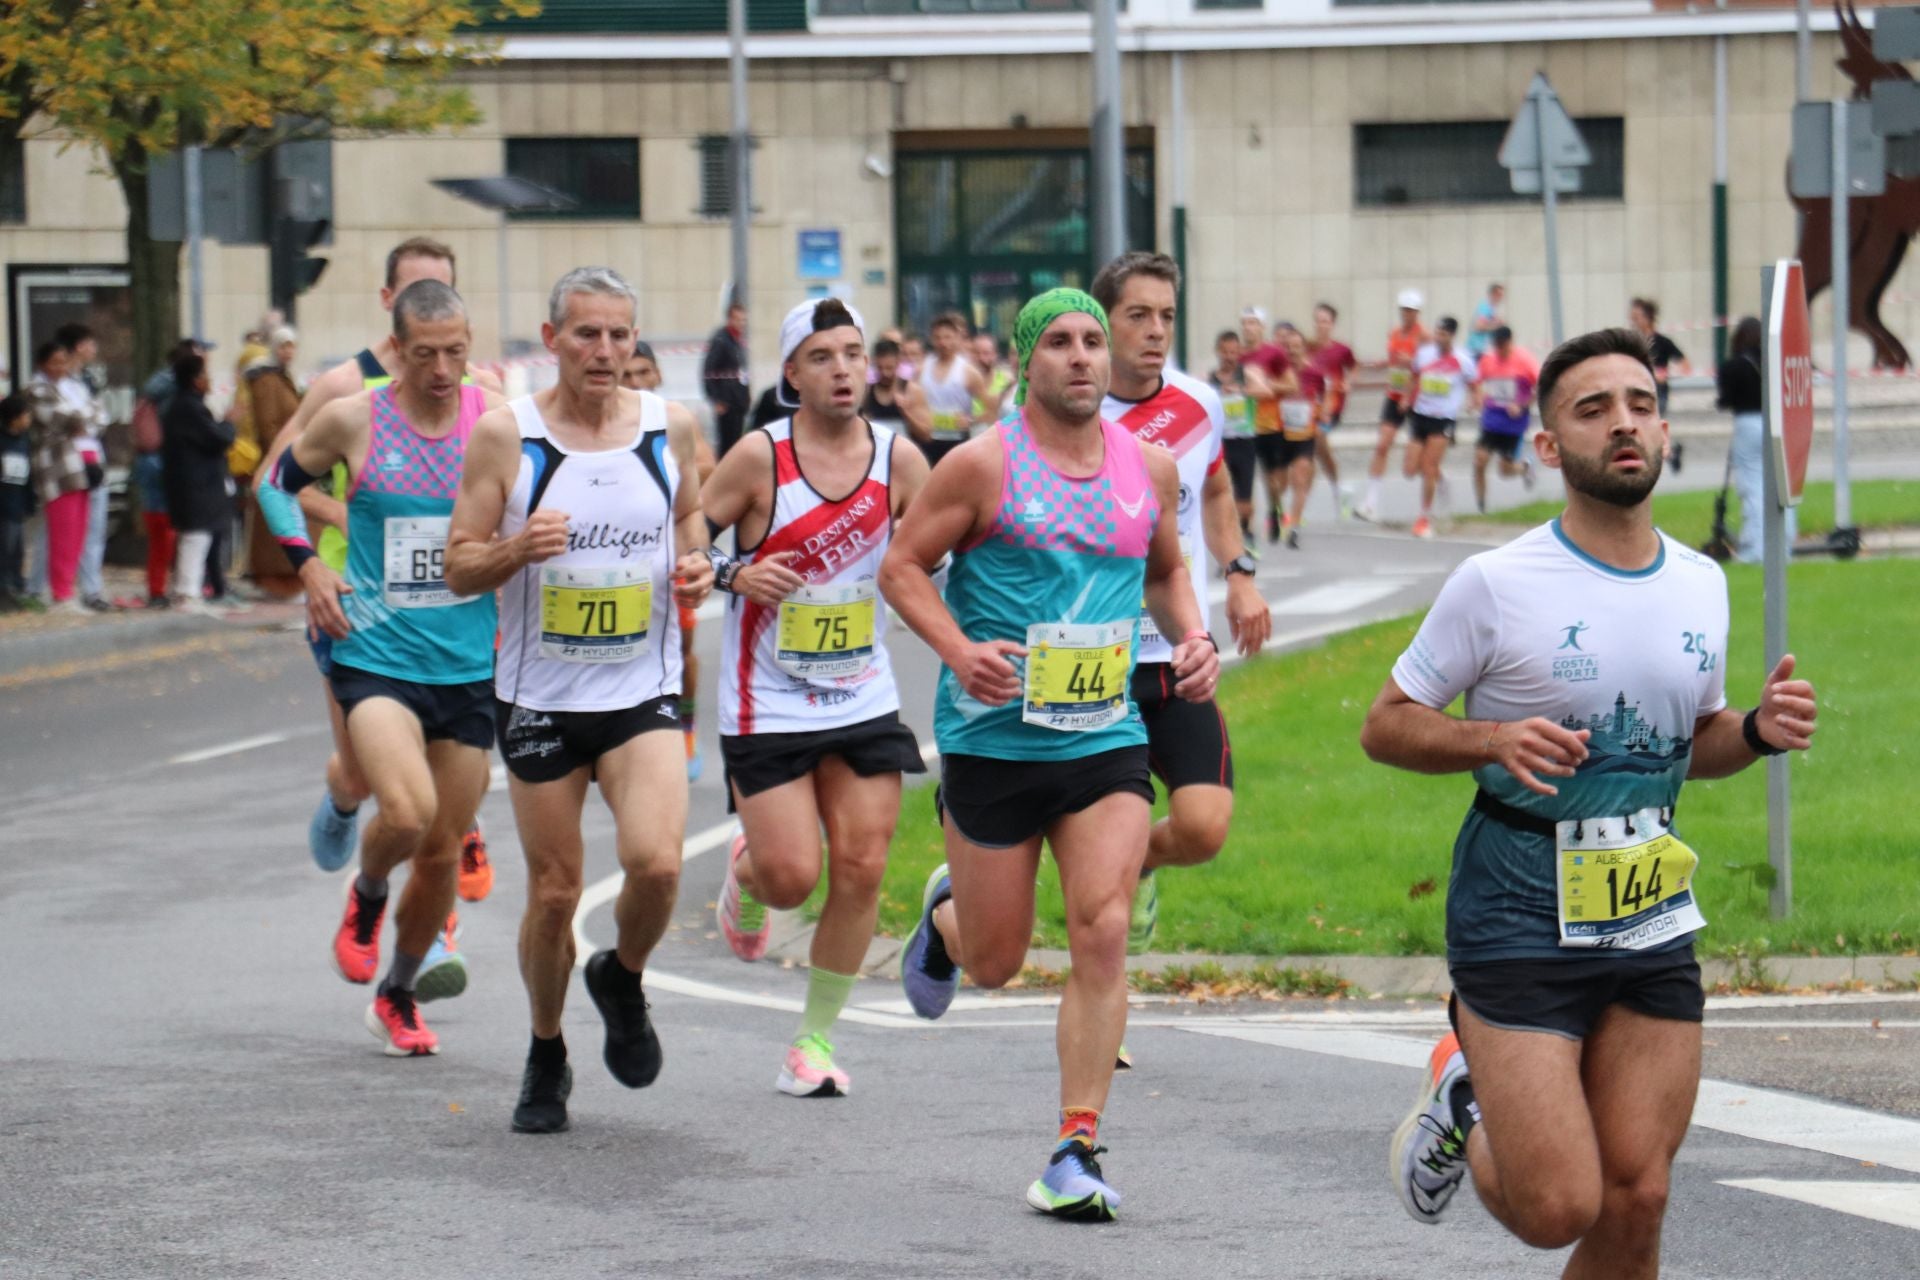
1364;478;1381;508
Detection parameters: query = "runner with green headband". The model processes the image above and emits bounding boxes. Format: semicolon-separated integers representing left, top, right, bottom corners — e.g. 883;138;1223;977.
882;287;1218;1221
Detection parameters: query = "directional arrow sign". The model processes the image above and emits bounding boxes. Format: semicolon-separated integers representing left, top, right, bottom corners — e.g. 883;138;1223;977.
1500;72;1591;179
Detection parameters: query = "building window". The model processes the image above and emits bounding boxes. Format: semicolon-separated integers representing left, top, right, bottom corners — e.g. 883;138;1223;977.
1194;0;1261;8
0;134;23;225
816;1;1100;13
503;137;640;220
1353;118;1624;207
697;134;760;219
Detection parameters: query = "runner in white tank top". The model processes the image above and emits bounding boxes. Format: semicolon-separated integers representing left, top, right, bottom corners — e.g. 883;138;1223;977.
444;266;714;1135
702;296;933;1097
917;311;990;466
1092;253;1272;966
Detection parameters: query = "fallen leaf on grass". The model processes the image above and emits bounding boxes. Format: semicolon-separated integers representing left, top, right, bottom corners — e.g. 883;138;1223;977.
1407;878;1437;901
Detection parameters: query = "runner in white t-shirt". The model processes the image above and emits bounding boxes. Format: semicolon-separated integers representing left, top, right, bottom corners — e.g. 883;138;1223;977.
1406;316;1479;539
1361;327;1820;1272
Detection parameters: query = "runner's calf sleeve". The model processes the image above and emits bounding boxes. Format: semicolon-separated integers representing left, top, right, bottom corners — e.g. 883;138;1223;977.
258;449;323;571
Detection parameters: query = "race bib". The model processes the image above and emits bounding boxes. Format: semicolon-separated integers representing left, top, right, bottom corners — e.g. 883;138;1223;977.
1138;540;1196;649
540;564;652;664
1556;808;1706;950
930;410;967;442
1483;377;1518;407
776;580;877;679
1386;367;1412;393
1280;399;1316;440
1;453;27;484
1419;372;1453;399
1221;395;1252;439
382;517;455;609
1022;620;1132;732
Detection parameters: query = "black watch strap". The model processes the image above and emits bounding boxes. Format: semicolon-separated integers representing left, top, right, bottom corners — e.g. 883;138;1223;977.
1742;708;1786;757
1224;554;1257;577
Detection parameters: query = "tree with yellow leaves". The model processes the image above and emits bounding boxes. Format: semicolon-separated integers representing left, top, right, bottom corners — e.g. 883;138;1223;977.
0;1;537;375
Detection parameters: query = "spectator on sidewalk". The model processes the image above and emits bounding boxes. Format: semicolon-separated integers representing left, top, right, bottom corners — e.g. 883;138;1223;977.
702;301;751;457
26;342;94;614
133;339;207;610
1717;316;1795;564
161;352;236;614
52;323;114;611
1631;297;1690;470
1;393;35;611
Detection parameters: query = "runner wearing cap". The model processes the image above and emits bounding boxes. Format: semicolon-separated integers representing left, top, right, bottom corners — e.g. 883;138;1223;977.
883;287;1219;1221
1472;326;1540;513
704;297;930;1097
1357;289;1427;523
623;340;719;778
1407;317;1479;539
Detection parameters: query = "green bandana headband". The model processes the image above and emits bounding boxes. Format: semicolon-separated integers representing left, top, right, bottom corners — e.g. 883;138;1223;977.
1012;287;1110;407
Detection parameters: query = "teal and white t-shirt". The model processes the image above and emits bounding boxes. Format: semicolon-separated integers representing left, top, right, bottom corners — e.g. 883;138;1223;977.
1391;520;1729;965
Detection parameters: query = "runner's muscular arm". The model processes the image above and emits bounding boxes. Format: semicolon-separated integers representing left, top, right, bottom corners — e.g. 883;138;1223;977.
1360;679;1592;798
699;430;804;605
444;405;567;597
665;402;714;606
961;362;991;427
1688;655;1817;779
254;357;361;529
258;396;367;640
1141;447;1221;700
878;435;1023;705
888;431;932;516
1200;462;1269;656
897;380;934;444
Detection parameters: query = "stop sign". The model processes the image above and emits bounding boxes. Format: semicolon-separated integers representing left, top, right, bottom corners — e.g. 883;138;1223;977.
1766;259;1814;507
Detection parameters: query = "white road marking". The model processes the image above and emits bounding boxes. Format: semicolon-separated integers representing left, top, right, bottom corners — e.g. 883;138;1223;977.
1721;1180;1920;1232
1274;579;1413;616
1181;1022;1920;1176
168;732;289;765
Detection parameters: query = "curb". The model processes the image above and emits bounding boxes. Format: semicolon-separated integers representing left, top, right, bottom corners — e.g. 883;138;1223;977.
0;605;300;680
759;916;1920;997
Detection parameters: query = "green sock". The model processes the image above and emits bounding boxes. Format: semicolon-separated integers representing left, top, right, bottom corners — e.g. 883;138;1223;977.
795;967;858;1044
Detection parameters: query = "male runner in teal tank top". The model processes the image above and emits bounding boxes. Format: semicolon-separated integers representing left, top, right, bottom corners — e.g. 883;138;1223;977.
879;289;1219;1221
259;281;503;1058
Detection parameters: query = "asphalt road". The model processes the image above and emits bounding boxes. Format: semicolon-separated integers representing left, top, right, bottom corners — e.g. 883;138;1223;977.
4;531;1918;1279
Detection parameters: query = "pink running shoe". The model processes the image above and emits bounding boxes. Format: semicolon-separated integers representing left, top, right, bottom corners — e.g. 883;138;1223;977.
716;828;770;962
365;988;439;1057
777;1033;850;1097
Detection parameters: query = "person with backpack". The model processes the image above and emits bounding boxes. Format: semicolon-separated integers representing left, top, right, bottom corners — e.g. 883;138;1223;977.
131;339;205;608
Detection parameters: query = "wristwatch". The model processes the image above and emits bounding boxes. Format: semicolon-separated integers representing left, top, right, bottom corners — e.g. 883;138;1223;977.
1223;555;1258;578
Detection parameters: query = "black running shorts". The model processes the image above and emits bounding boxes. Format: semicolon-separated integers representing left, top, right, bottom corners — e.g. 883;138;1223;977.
1223;437;1257;503
330;663;495;751
1132;661;1233;793
1254;434;1313;472
721;711;926;802
1477;430;1526;461
937;746;1153;850
1448;944;1705;1042
1409;413;1456;444
496;694;681;784
1379;397;1409;428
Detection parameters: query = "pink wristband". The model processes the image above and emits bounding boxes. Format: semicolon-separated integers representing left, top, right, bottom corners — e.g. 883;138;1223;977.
1180;628;1212;645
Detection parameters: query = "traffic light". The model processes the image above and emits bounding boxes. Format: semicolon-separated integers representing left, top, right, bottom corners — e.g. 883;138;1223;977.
269;215;329;318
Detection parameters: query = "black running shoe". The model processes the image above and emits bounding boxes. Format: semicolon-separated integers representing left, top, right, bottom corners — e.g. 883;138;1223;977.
1266;510;1281;544
584;949;663;1088
511;1054;573;1134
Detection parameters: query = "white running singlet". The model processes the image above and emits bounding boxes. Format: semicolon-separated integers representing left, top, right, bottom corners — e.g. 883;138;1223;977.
1102;366;1225;664
919;355;974;443
720;419;902;736
495;393;683;712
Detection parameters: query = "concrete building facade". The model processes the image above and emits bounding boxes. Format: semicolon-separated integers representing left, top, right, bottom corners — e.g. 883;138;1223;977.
0;3;1895;388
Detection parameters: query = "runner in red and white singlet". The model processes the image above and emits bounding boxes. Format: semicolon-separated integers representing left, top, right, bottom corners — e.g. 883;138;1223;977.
704;297;931;1098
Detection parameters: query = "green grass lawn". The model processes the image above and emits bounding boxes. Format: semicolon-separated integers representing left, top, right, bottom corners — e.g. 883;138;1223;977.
870;556;1920;960
1479;479;1918;551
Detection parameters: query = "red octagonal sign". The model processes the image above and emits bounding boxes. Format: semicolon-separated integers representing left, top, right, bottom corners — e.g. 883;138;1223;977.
1766;259;1814;508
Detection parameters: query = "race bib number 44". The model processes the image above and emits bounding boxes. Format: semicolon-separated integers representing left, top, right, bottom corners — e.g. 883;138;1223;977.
540;564;652;664
1556;807;1705;950
1022;620;1132;732
383;516;455;609
776;581;877;679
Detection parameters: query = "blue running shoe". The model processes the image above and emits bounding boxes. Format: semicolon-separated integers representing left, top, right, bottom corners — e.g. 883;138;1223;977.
416;929;468;1004
308;793;358;873
901;863;959;1020
1026;1141;1121;1221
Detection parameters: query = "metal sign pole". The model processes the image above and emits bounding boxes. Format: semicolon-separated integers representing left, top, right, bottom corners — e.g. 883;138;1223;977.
185;145;205;342
1829;101;1856;538
1760;262;1793;920
727;0;750;314
1091;0;1126;266
1535;95;1565;346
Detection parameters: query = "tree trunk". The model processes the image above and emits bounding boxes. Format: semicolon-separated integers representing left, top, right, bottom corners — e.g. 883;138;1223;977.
117;159;182;383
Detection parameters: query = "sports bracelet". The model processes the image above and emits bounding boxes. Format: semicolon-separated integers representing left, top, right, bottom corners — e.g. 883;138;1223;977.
707;546;739;594
1180;628;1218;652
1741;708;1787;757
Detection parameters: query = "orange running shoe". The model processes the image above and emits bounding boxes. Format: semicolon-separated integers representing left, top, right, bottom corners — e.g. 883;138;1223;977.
332;882;386;984
458;822;493;902
1411;515;1435;540
366;987;439;1056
